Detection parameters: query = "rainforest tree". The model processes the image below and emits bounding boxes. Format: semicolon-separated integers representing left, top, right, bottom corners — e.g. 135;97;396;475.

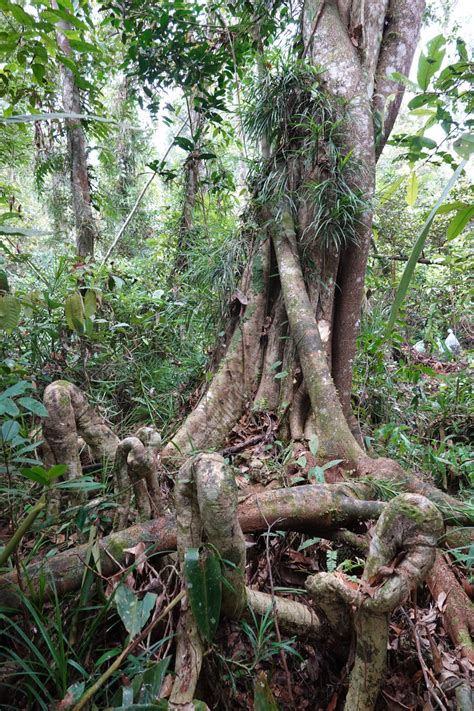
0;1;472;710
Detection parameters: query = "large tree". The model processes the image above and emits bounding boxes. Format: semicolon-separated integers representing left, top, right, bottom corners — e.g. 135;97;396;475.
161;0;426;469
2;2;472;709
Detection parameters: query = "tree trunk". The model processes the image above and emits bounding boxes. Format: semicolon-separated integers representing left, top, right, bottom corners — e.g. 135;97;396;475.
161;0;426;465
53;3;97;257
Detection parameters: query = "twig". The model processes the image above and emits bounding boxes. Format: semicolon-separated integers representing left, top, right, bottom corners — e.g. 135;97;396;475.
73;589;185;710
401;606;446;711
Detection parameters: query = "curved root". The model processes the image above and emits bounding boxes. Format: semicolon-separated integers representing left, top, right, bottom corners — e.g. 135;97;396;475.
307;493;443;711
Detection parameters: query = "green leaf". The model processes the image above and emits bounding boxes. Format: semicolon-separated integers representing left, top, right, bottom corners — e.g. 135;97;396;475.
45;464;67;482
19;466;49;486
40;8;88;31
174;136;194;152
308;433;319;457
453;132;474;160
406;171;418;207
254;672;279;711
32;63;46;83
115;584;157;639
0;268;9;292
387;160;466;336
435;201;467;215
308;466;325;483
7;3;35;27
0;381;33;399
417;34;446;90
65;292;85;334
407;93;438;110
295;455;307;468
17;397;49;417
0;294;21;330
0;397;19;416
137;657;171;703
83;288;97;317
378;176;404;204
297;537;321;552
184;547;222;642
446;205;474;241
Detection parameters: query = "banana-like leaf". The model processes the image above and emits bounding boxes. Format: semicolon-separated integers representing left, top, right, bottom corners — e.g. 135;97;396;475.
0;294;21;330
65;292;85;334
387;160;466;335
446;204;474;241
184;547;222;642
83;288;97;317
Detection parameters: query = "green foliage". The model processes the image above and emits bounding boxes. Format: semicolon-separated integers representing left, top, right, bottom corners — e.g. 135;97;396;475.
240;605;300;671
184;546;222;642
244;61;367;250
386;160;466;335
114;584;157;639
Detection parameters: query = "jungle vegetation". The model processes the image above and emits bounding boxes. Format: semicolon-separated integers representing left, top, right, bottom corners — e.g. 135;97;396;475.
0;1;472;709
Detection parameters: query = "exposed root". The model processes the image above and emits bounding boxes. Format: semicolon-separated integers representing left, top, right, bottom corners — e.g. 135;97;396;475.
246;588;320;640
43;380;119;507
426;553;474;664
161;240;271;463
306;493;443;711
0;481;385;608
112;429;162;529
171;459;204;708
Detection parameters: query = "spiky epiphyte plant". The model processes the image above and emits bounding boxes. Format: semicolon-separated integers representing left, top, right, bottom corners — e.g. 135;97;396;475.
243;60;367;251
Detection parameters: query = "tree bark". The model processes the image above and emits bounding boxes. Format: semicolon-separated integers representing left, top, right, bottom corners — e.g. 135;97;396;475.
163;0;425;463
53;2;97;257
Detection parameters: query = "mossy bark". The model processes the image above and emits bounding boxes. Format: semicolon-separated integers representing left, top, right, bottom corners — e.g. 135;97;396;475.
307;493;443;710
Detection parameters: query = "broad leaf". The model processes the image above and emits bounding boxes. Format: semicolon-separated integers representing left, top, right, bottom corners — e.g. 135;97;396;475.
453;132;474;160
0;398;19;417
308;433;319;457
417;34;446;90
115;584;157;639
446;205;474;241
65;292;85;334
83;288;98;318
0;294;21;330
184;547;222;642
138;657;171;703
17;397;49;417
1;419;20;442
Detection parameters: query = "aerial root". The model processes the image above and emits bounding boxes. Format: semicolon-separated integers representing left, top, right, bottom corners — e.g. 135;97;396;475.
43;380;119;508
306;493;444;711
42;380;163;526
112;427;162;529
172;453;324;706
